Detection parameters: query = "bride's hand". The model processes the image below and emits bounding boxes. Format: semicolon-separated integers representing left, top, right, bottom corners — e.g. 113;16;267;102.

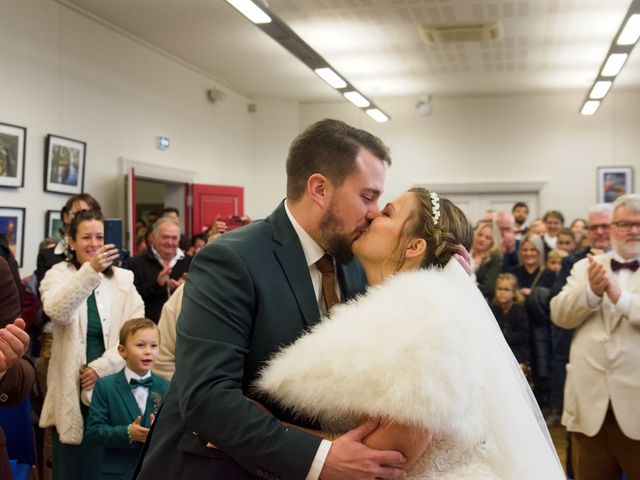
453;244;472;275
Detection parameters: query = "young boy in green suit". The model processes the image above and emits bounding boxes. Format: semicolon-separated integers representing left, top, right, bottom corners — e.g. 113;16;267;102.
86;318;169;479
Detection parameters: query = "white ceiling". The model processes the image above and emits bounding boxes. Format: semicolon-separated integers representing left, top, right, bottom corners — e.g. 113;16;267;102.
61;0;640;103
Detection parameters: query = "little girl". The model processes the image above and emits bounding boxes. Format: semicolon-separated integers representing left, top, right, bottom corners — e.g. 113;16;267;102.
490;273;530;369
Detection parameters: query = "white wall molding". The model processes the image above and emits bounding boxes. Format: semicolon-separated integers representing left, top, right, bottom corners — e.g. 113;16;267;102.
412;181;547;194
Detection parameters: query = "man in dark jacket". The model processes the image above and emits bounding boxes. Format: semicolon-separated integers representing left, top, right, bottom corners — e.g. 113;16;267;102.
130;217;191;322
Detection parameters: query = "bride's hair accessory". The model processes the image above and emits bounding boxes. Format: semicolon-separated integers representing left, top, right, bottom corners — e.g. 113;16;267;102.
430;192;441;226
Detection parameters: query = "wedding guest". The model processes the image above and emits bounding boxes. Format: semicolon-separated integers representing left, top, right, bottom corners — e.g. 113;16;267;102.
130;217;191;323
551;194;640;479
471;221;502;300
39;210;144;480
86;318;169;480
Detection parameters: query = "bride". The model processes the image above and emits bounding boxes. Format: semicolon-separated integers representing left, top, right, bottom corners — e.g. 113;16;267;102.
256;187;565;479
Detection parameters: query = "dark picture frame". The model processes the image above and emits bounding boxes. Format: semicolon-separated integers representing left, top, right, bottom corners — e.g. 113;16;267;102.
46;210;64;241
597;166;634;203
44;134;86;194
0;121;26;188
0;206;25;267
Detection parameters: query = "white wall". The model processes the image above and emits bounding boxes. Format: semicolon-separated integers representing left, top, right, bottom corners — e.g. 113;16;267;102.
300;90;640;222
0;0;297;274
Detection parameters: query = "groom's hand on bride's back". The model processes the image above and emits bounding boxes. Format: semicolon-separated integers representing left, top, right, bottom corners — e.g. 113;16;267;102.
320;419;407;480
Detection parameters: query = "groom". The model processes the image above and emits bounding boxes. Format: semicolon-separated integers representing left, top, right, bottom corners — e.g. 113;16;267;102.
135;119;407;479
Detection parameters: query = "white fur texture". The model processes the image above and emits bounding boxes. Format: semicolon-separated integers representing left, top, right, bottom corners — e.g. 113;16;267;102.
256;266;488;450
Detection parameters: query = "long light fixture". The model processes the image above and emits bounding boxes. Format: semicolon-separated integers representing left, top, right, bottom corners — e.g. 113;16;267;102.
224;0;390;122
343;91;371;108
314;68;347;89
617;14;640;45
589;80;612;99
601;53;629;76
366;109;389;123
225;0;271;24
580;0;640;115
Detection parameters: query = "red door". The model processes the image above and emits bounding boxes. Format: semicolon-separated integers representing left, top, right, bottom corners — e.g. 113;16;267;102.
191;184;244;235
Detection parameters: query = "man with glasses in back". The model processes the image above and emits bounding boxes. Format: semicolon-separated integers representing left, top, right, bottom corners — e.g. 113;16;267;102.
551;194;640;480
545;204;613;430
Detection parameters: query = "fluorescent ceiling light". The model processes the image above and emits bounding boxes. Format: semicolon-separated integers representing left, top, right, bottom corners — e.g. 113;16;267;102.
225;0;271;24
580;100;600;116
617;14;640;45
589;80;612;99
601;53;629;77
343;91;370;108
366;108;389;123
314;68;347;89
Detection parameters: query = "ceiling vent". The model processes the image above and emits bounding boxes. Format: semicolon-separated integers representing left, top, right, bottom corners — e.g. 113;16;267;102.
420;21;502;43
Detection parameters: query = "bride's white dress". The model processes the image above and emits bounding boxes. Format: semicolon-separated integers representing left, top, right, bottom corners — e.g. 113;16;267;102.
256;261;565;479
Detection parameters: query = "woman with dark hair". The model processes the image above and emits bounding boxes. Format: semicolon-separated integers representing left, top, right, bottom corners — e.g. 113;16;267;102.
39;210;144;479
257;188;564;479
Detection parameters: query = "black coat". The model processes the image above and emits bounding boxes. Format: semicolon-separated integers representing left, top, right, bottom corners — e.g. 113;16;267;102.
130;250;192;322
491;303;530;364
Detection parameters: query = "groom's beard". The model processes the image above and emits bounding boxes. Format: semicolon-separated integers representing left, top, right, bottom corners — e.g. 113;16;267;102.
319;206;355;265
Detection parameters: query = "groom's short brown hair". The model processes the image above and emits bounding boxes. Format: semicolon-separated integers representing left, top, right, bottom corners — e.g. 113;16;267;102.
285;119;391;201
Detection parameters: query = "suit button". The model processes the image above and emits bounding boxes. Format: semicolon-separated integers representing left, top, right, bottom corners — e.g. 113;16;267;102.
0;394;8;403
256;468;265;477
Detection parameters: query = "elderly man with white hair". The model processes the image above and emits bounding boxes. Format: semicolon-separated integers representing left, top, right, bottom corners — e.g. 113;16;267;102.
551;194;640;480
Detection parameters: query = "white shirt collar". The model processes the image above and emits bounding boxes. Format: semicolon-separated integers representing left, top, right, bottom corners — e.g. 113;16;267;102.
151;246;185;267
284;200;325;267
53;240;66;255
124;366;152;383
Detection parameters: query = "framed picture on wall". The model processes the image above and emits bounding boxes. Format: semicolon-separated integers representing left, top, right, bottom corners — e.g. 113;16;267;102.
46;210;64;241
0;122;26;188
44;134;86;194
0;206;25;267
597;166;634;203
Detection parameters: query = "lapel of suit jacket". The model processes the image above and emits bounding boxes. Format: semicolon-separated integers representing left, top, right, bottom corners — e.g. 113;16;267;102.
270;202;321;327
610;256;640;332
115;370;144;420
627;263;640;294
142;376;164;427
337;259;368;302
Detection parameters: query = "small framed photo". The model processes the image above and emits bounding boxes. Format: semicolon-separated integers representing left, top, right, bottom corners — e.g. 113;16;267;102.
44;134;86;194
597;166;634;203
0;122;26;188
0;207;25;267
46;210;64;241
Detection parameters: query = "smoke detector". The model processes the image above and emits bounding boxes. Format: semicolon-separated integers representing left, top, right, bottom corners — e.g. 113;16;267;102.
420;21;502;44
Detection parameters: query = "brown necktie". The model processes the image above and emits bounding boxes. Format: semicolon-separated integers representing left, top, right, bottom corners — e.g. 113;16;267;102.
316;254;339;313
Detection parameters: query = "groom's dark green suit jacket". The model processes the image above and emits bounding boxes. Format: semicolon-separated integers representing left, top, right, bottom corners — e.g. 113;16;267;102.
135;201;367;479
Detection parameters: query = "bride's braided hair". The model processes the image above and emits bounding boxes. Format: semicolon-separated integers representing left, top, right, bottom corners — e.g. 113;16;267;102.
406;187;473;269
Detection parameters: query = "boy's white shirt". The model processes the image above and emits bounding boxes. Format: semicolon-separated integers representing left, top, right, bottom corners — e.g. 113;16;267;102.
124;366;152;415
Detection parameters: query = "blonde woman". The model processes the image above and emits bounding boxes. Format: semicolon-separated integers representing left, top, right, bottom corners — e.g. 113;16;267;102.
508;233;555;298
471;220;503;300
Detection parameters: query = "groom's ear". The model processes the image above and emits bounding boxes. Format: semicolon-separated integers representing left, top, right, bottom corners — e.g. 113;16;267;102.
405;238;427;260
307;173;332;207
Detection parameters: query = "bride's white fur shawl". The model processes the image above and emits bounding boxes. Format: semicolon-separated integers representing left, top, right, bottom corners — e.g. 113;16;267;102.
255;263;488;451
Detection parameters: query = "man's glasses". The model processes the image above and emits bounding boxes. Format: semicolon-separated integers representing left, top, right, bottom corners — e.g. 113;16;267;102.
612;221;640;233
586;224;609;232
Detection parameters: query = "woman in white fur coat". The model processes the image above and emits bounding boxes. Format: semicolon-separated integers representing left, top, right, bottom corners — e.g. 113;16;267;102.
39;210;144;480
256;188;565;479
